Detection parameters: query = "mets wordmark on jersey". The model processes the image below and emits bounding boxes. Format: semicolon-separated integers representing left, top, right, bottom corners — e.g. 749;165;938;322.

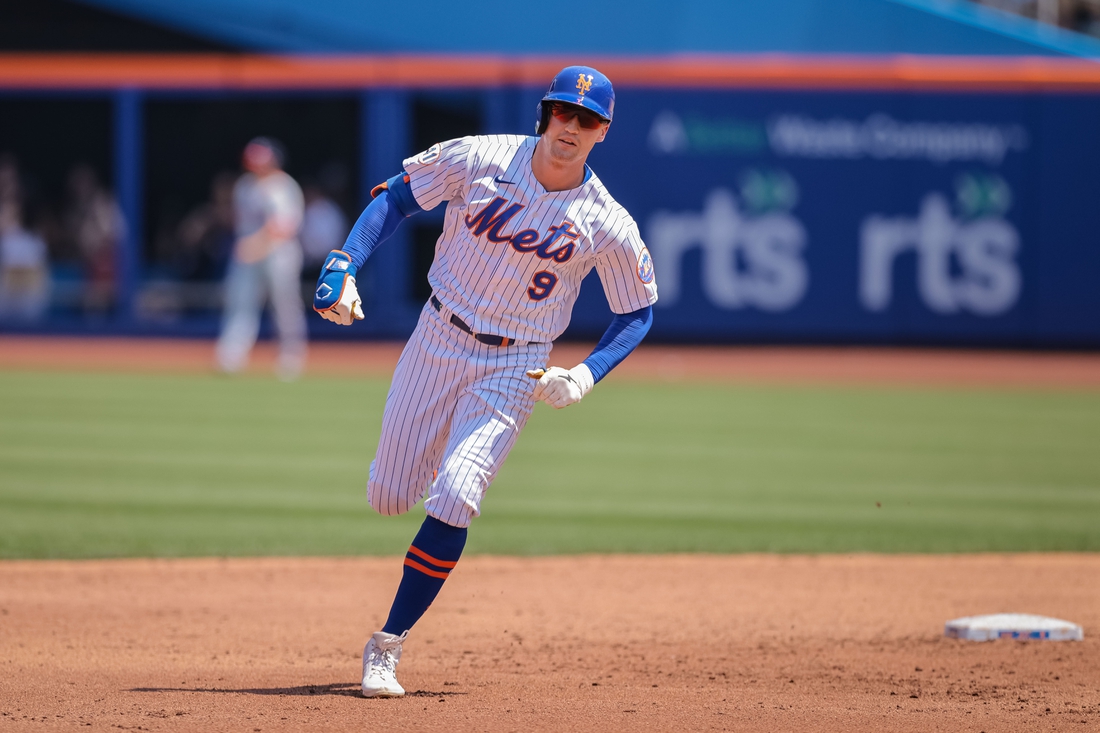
403;135;658;344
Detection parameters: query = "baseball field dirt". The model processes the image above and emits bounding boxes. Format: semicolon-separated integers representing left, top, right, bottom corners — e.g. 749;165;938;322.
3;335;1100;387
1;555;1098;732
2;337;1099;731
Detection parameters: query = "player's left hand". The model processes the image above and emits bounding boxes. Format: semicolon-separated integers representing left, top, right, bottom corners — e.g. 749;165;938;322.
314;250;365;326
526;364;594;409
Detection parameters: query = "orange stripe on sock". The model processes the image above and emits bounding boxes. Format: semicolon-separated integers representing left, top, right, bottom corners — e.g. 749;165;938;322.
407;544;458;569
403;557;450;580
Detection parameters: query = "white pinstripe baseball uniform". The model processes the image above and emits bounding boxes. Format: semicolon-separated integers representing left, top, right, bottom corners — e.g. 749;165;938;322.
366;134;658;527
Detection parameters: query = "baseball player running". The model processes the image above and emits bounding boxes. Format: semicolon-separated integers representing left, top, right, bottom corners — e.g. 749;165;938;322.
314;66;657;697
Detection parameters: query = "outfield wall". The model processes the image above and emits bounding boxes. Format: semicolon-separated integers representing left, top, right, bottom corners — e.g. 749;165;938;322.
2;55;1099;346
573;86;1100;346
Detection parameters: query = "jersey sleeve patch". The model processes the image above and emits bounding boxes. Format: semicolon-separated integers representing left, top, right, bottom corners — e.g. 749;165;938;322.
417;143;442;165
403;137;475;213
637;246;655;284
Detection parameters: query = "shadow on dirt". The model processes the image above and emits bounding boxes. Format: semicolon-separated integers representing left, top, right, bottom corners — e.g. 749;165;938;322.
129;683;467;698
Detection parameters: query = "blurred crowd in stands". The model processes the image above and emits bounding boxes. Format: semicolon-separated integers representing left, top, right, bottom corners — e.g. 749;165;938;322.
0;149;350;324
974;0;1100;37
4;3;1096;327
0;154;125;322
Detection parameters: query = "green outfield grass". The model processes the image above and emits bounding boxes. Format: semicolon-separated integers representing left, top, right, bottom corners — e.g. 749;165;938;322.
1;369;1098;558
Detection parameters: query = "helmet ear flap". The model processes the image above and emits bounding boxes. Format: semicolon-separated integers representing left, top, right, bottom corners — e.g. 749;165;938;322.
535;102;551;135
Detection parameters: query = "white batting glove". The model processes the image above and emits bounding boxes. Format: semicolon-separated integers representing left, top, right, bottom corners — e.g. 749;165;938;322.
527;364;595;409
317;275;365;326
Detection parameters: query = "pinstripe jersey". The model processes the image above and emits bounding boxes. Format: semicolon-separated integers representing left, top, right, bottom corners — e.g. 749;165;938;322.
404;134;658;342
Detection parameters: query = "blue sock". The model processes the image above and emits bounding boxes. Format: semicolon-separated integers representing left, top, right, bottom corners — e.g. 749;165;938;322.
381;516;468;636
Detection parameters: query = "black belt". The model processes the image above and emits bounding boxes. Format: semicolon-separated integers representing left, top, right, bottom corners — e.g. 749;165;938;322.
430;295;527;347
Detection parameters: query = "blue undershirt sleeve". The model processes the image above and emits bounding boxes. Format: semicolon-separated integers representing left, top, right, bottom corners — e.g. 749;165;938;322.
384;172;422;218
340;172;423;271
581;305;653;383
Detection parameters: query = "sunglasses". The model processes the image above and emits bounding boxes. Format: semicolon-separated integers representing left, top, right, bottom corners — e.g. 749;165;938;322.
548;102;607;130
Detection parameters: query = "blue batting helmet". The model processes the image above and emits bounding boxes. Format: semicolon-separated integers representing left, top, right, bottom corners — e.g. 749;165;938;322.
535;66;615;134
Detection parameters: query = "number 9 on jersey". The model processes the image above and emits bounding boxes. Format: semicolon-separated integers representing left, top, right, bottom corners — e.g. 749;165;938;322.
528;270;558;301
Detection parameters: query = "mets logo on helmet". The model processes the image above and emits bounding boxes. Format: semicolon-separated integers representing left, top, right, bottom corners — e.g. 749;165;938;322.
576;74;593;95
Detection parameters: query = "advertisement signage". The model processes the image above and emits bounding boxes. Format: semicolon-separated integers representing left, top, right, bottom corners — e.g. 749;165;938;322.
567;89;1100;345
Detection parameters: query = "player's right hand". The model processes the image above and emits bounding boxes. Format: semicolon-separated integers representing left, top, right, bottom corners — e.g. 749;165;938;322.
313;250;365;326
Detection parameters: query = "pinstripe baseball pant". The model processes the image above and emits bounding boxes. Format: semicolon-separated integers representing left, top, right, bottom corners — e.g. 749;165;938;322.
367;301;550;528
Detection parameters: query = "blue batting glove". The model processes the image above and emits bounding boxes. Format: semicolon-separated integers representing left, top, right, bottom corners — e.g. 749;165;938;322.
314;250;364;326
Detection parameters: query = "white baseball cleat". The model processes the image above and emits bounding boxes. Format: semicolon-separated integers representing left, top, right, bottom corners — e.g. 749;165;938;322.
361;630;408;698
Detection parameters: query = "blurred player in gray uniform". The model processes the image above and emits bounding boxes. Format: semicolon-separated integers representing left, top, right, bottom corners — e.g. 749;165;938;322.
216;137;307;380
314;66;657;697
